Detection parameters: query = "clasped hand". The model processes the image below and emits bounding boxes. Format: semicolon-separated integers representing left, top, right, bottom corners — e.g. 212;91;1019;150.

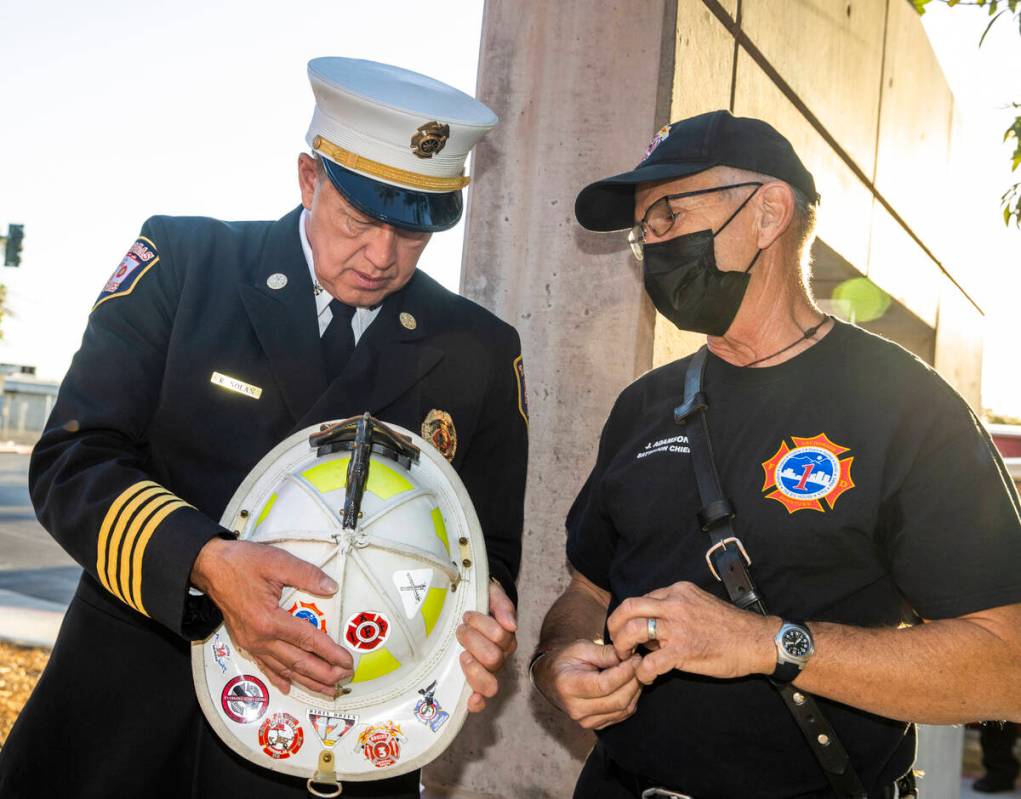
541;582;776;731
535;640;643;730
606;580;775;685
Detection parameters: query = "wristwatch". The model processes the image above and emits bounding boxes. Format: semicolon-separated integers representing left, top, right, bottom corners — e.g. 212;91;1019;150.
770;621;814;685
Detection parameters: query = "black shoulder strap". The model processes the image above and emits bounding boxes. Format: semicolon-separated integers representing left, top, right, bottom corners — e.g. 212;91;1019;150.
675;347;868;799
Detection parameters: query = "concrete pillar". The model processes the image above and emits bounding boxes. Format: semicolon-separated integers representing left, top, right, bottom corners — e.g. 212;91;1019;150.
916;725;965;798
422;2;677;797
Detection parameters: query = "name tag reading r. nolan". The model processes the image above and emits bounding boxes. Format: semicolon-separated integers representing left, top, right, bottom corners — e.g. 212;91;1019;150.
210;371;262;400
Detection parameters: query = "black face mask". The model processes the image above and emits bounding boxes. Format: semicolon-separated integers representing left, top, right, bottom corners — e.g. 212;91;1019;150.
642;190;761;337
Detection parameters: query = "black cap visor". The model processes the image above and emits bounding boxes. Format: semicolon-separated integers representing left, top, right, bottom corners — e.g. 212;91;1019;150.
323;159;463;233
575;161;720;232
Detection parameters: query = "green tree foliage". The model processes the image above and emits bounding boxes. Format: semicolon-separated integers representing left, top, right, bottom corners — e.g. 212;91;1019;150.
913;0;1021;227
984;407;1021;424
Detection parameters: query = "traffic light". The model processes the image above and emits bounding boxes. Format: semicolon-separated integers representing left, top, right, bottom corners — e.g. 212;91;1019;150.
4;224;24;267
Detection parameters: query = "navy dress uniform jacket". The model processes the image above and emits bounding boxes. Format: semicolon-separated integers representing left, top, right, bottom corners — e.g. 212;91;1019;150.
0;206;527;798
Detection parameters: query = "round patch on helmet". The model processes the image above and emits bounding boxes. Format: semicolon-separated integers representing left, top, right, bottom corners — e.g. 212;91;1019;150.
357;722;405;768
221;675;270;724
258;712;304;760
288;600;327;632
774;446;840;501
344;611;391;652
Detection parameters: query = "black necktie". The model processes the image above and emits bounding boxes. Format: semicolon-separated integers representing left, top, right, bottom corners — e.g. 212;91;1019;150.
322;299;356;377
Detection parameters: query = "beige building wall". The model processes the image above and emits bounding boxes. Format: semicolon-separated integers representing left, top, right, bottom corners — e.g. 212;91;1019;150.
426;1;984;797
660;0;984;409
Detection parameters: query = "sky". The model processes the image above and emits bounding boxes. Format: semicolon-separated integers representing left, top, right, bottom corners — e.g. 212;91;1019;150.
0;1;1019;414
0;0;483;380
919;2;1021;417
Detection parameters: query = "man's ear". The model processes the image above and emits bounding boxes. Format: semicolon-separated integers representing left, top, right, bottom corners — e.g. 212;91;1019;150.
756;182;796;250
297;153;319;210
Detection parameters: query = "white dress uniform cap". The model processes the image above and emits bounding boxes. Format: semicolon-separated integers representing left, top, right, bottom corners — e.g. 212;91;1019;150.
305;57;498;232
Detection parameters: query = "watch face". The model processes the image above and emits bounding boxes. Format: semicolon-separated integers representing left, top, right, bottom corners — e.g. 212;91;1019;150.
782;628;812;658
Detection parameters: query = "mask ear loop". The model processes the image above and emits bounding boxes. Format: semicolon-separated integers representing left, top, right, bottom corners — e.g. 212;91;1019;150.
711;184;762;274
743;249;763;274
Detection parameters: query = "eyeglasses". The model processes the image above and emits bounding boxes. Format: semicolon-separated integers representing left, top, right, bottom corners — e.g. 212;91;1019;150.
627;181;762;261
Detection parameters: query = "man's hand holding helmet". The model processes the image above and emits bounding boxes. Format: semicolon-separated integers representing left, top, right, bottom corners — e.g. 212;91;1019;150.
191;538;354;696
457;579;519;712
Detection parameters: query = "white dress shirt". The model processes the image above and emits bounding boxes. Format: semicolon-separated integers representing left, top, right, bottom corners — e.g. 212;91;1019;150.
299;209;381;342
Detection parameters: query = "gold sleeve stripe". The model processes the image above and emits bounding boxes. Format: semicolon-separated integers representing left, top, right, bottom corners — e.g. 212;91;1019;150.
129;499;191;616
96;480;192;615
114;494;181;612
104;486;171;604
96;481;161;597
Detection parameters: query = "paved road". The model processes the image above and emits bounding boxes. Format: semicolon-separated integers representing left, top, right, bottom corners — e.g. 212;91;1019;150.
0;453;80;606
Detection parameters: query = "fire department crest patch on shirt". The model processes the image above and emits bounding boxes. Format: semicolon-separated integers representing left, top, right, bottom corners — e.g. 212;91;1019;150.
761;433;854;514
93;236;159;311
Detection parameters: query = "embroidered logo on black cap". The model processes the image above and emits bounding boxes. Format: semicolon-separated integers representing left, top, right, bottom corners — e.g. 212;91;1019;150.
411;121;450;159
643;124;672;160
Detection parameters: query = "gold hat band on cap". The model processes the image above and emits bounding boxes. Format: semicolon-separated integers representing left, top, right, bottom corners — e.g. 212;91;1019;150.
313;135;470;192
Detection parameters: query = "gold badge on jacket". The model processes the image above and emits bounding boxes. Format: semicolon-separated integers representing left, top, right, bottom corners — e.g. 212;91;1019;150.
422;409;457;461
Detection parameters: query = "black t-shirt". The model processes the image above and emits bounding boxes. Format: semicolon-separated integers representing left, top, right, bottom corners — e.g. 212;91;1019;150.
566;320;1021;798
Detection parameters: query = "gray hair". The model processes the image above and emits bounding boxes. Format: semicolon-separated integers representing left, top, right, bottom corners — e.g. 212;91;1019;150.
788;186;819;297
313;152;327;176
716;166;818;297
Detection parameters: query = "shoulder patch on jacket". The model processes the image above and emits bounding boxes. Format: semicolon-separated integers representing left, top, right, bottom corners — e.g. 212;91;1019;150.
93;236;160;311
514;355;528;426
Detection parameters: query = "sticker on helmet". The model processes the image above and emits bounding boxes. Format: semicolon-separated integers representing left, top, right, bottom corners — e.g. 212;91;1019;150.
221;675;270;724
308;709;357;747
211;632;231;674
258;712;304;760
414;680;450;733
344;611;391;652
356;722;405;768
288;599;328;632
392;569;433;619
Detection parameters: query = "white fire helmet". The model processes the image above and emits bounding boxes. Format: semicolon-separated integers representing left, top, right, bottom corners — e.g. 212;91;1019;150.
192;414;487;796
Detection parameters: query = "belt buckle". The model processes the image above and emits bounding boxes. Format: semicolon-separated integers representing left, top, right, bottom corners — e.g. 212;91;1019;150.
704;536;751;581
641;789;694;799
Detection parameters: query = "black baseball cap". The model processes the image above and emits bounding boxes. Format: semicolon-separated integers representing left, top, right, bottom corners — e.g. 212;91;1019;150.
575;110;820;232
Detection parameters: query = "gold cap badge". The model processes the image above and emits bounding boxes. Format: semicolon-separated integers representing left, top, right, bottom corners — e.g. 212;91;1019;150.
422;410;457;461
411;121;450;159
